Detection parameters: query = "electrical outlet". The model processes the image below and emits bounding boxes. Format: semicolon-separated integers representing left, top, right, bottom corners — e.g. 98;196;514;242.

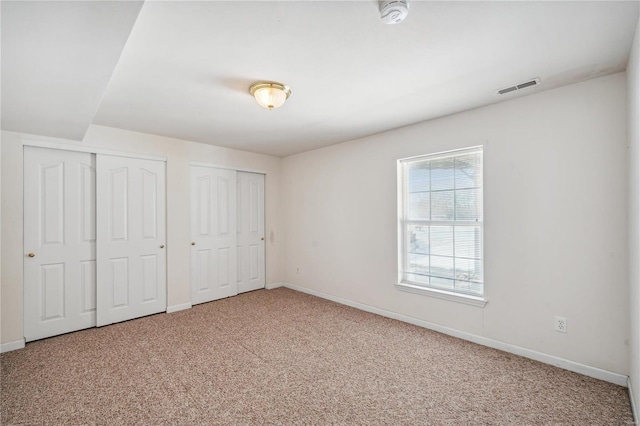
554;316;567;333
296;266;300;274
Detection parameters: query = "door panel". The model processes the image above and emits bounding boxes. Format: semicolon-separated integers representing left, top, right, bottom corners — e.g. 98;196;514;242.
96;155;166;326
190;166;237;304
250;245;259;280
142;170;158;239
110;257;129;308
237;172;265;293
41;263;65;320
218;247;230;287
195;249;211;292
109;168;128;241
80;260;96;313
80;164;96;242
141;254;158;301
24;147;96;341
42;163;64;244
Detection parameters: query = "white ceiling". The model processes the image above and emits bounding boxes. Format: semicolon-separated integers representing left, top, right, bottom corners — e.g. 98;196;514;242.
1;0;144;141
3;1;639;157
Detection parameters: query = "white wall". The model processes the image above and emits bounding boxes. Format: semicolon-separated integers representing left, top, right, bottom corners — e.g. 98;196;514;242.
628;15;640;418
0;67;632;391
0;125;283;344
0;108;2;346
1;3;3;348
282;73;629;375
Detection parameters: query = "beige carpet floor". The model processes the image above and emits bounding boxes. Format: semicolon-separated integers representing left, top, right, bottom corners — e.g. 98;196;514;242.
0;288;634;425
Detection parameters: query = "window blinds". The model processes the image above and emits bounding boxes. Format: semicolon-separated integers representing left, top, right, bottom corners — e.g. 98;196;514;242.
401;147;484;296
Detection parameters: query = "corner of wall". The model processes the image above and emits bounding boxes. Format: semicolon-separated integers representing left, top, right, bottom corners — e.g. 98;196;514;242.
0;131;25;345
0;131;3;346
627;13;640;422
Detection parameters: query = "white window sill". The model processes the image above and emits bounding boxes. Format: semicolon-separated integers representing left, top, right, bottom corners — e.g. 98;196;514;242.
396;282;488;307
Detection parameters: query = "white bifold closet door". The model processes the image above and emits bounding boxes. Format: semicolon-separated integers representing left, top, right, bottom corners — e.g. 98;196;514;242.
236;172;265;294
96;155;167;326
24;148;167;340
190;166;238;304
24;147;97;342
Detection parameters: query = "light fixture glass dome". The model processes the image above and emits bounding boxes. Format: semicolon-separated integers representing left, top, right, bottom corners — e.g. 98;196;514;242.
249;81;291;110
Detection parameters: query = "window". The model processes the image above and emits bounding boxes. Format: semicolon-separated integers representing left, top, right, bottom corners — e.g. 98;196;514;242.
398;146;484;300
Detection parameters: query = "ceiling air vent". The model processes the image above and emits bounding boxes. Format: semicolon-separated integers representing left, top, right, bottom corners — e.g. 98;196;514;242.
496;78;541;95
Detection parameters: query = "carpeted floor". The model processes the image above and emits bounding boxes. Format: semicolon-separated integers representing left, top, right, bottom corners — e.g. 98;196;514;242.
0;288;634;425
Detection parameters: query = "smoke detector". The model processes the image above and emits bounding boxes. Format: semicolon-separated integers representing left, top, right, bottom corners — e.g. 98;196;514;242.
380;0;409;25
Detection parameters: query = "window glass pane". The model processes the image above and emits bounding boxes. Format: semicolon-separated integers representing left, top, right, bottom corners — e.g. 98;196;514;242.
454;281;483;296
408;253;429;274
455;188;482;221
455;153;482;189
408;225;429;255
430;157;455;191
407;162;430;193
405;273;429;286
430;226;453;256
430;255;454;278
430;276;455;290
454;280;471;292
454;226;481;259
468;282;483;295
431;190;454;220
407;192;430;220
454;258;482;282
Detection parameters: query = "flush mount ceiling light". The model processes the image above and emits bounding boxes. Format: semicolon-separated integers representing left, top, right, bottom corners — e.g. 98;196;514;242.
249;81;292;110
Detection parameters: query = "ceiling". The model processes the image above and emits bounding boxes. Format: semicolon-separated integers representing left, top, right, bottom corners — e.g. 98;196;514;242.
1;0;144;141
3;1;639;157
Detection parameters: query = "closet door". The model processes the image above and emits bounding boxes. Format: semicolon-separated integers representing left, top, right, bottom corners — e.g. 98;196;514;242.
237;172;265;293
190;166;237;304
24;147;96;341
96;155;166;326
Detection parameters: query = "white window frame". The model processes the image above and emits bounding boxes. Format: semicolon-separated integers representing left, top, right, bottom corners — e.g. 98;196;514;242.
396;146;487;307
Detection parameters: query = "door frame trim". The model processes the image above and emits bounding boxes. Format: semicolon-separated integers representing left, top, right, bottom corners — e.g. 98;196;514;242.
189;161;265;175
22;137;167;162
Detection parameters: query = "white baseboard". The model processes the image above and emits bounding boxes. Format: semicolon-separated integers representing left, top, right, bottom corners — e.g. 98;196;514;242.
630;377;639;425
1;339;25;353
166;302;192;313
277;282;629;387
266;282;285;290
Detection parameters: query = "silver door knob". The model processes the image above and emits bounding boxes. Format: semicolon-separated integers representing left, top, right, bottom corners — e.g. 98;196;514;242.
28;253;35;258
160;245;165;249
